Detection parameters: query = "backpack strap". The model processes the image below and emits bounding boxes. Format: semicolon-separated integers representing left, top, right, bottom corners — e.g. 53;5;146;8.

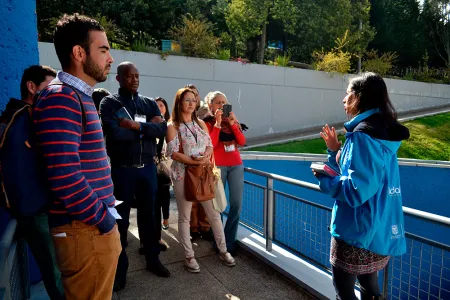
34;81;87;133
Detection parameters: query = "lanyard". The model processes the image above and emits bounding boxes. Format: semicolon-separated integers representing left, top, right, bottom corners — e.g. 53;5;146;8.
183;122;198;143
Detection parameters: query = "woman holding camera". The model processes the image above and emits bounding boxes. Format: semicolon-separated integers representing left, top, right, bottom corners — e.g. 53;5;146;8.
204;91;246;256
166;88;235;273
315;73;409;300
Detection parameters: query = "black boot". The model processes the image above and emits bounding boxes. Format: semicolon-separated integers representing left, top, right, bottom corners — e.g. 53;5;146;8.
146;259;170;277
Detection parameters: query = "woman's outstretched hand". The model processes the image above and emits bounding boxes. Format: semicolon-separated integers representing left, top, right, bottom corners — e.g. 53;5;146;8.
320;124;341;152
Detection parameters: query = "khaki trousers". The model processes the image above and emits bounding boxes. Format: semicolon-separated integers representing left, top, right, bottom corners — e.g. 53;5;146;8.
50;221;121;300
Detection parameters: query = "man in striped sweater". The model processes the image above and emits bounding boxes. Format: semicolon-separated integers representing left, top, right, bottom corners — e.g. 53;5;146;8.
33;14;121;300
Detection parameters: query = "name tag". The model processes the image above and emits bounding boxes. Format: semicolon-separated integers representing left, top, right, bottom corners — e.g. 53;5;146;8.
224;144;236;152
134;114;146;123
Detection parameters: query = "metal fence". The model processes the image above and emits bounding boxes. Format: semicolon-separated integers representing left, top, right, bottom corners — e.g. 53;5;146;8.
0;219;30;300
241;167;450;300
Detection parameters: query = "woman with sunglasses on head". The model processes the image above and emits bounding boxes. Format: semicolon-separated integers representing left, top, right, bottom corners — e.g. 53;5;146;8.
166;88;235;273
184;84;214;241
314;72;409;300
203;91;246;256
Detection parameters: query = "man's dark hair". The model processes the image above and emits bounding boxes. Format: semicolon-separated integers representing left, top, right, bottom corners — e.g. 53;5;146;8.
54;14;104;69
20;65;57;99
92;88;111;112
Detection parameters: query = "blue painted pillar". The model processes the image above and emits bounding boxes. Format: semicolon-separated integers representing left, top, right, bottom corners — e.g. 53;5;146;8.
0;0;39;109
0;0;40;285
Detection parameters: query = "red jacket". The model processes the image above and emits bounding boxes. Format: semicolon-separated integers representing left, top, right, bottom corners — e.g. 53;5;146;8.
206;122;246;167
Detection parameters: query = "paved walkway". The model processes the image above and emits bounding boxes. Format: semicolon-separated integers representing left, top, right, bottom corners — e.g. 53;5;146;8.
113;199;315;300
32;198;315;300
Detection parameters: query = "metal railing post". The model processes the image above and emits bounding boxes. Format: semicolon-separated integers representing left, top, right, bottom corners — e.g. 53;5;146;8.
382;261;390;298
263;186;268;240
266;177;274;252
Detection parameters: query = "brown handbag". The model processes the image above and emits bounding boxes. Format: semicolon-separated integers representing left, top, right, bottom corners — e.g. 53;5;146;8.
178;129;215;202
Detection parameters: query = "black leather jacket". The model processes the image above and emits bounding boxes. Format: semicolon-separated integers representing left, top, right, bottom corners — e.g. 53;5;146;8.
100;88;167;166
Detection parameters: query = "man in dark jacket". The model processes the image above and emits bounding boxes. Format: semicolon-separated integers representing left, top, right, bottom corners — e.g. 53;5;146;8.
0;65;64;300
100;61;169;289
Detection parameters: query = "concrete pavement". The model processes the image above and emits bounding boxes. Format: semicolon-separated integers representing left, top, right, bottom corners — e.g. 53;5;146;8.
113;199;316;300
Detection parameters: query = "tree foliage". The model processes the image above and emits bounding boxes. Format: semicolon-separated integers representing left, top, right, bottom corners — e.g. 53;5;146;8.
35;0;450;73
170;15;220;59
362;49;398;75
313;30;352;73
368;0;425;68
423;0;450;68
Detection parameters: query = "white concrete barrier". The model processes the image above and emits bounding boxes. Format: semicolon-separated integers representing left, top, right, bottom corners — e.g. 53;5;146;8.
39;42;450;139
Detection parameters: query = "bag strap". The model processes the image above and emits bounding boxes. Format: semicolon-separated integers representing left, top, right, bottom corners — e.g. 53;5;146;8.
177;130;184;154
34;81;87;133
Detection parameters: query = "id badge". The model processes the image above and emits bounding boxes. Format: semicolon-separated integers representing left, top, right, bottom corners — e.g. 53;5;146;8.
134;114;146;123
224;144;236;152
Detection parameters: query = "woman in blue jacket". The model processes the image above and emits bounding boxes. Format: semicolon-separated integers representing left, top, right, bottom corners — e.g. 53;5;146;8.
315;72;409;300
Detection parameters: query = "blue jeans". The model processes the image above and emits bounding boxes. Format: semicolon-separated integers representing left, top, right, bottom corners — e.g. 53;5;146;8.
218;164;244;252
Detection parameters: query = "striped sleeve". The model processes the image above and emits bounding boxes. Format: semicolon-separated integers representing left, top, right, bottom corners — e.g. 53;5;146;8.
34;86;115;233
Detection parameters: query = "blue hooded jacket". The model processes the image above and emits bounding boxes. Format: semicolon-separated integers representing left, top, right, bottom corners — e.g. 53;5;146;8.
317;108;409;256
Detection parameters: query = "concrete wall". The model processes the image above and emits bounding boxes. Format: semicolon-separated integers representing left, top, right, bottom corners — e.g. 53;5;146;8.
39;42;450;138
0;0;39;109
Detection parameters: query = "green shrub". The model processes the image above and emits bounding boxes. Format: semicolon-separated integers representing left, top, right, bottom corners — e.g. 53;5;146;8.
315;51;351;73
111;43;131;51
169;15;219;59
218;49;231;61
275;54;290;67
362;50;397;75
312;30;352;74
132;39;153;53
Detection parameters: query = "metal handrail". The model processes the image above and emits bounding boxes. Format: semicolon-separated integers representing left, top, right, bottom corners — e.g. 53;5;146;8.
0;219;17;300
244;167;450;227
244;167;322;192
244;166;450;299
0;219;17;274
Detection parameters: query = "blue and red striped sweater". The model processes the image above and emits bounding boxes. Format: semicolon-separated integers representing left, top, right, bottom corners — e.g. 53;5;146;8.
34;84;115;233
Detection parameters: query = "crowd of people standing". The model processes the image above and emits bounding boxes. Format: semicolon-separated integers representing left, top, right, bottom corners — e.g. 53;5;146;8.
0;13;408;300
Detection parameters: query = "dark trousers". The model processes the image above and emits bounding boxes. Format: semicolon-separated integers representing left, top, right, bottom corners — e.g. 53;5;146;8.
17;213;64;300
111;164;161;286
158;183;170;220
332;265;381;300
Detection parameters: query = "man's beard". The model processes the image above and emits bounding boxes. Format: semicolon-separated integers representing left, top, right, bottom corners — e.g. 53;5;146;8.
83;55;109;83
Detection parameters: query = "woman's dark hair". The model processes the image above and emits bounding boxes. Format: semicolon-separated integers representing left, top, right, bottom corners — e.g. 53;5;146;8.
92;88;111;112
348;72;397;121
155;97;170;121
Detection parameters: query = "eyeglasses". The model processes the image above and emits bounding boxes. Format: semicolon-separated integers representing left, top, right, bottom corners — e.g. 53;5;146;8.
184;98;198;104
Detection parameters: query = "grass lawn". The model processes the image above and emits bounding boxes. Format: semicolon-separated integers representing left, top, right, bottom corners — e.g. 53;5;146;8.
248;112;450;161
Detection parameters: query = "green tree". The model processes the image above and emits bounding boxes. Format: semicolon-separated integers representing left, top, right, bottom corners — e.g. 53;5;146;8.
369;0;425;68
169;15;220;58
37;0;184;45
287;0;353;63
225;0;297;63
423;0;450;69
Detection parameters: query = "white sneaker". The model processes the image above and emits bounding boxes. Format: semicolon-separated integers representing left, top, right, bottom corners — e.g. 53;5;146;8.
185;257;200;273
219;252;236;267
